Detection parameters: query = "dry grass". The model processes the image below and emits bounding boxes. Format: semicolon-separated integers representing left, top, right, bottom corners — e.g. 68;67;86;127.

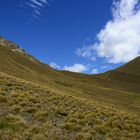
0;72;140;140
0;43;140;139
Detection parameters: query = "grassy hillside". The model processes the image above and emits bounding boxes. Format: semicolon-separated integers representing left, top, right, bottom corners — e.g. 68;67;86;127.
0;44;139;114
117;56;140;76
0;38;140;140
0;71;139;140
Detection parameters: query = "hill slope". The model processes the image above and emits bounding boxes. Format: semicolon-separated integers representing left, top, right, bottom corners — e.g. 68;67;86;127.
100;57;140;92
105;56;140;85
0;37;140;140
117;56;140;76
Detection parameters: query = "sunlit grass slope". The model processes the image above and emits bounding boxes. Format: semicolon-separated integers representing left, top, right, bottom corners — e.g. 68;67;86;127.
0;71;139;140
0;38;140;139
0;44;140;114
117;56;140;76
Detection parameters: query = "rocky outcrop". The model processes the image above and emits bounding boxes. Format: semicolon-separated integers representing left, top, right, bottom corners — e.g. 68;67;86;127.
0;36;26;54
0;36;35;61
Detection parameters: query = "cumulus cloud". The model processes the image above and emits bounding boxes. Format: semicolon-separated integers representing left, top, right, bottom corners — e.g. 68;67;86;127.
50;62;88;73
76;45;96;60
64;64;88;73
91;69;99;74
77;0;140;64
101;65;111;69
50;62;61;69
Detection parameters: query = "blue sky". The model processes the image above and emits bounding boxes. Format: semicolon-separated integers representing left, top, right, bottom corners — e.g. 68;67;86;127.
0;0;140;74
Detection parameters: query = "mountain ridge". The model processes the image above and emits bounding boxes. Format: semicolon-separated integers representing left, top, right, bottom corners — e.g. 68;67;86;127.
0;36;36;61
116;56;140;76
0;37;140;95
0;36;140;140
1;36;140;76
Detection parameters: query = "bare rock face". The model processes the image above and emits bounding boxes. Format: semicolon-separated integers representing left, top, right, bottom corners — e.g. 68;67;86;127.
0;36;35;61
0;36;17;47
0;36;26;54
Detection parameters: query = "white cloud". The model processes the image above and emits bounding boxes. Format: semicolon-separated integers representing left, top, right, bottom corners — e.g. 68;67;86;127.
50;62;61;69
101;65;110;69
76;45;95;58
77;0;140;64
34;10;41;15
50;62;88;73
76;45;97;61
39;0;48;4
64;64;88;73
91;68;98;74
30;0;43;7
22;0;48;20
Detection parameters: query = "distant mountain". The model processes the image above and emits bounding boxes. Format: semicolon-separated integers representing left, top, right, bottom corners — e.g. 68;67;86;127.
0;36;139;140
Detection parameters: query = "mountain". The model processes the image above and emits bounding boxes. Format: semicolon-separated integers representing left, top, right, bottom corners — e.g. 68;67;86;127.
117;56;140;76
0;36;34;58
0;37;140;140
91;57;140;93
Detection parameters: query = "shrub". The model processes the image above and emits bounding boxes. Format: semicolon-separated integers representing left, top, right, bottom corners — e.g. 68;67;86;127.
0;115;26;132
28;97;39;103
25;107;36;114
34;111;48;121
61;122;81;131
0;95;7;103
10;92;19;97
55;109;68;117
76;132;92;140
12;105;21;114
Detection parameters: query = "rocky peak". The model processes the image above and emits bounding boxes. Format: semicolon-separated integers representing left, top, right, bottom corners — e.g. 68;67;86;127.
0;36;36;61
0;36;26;54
